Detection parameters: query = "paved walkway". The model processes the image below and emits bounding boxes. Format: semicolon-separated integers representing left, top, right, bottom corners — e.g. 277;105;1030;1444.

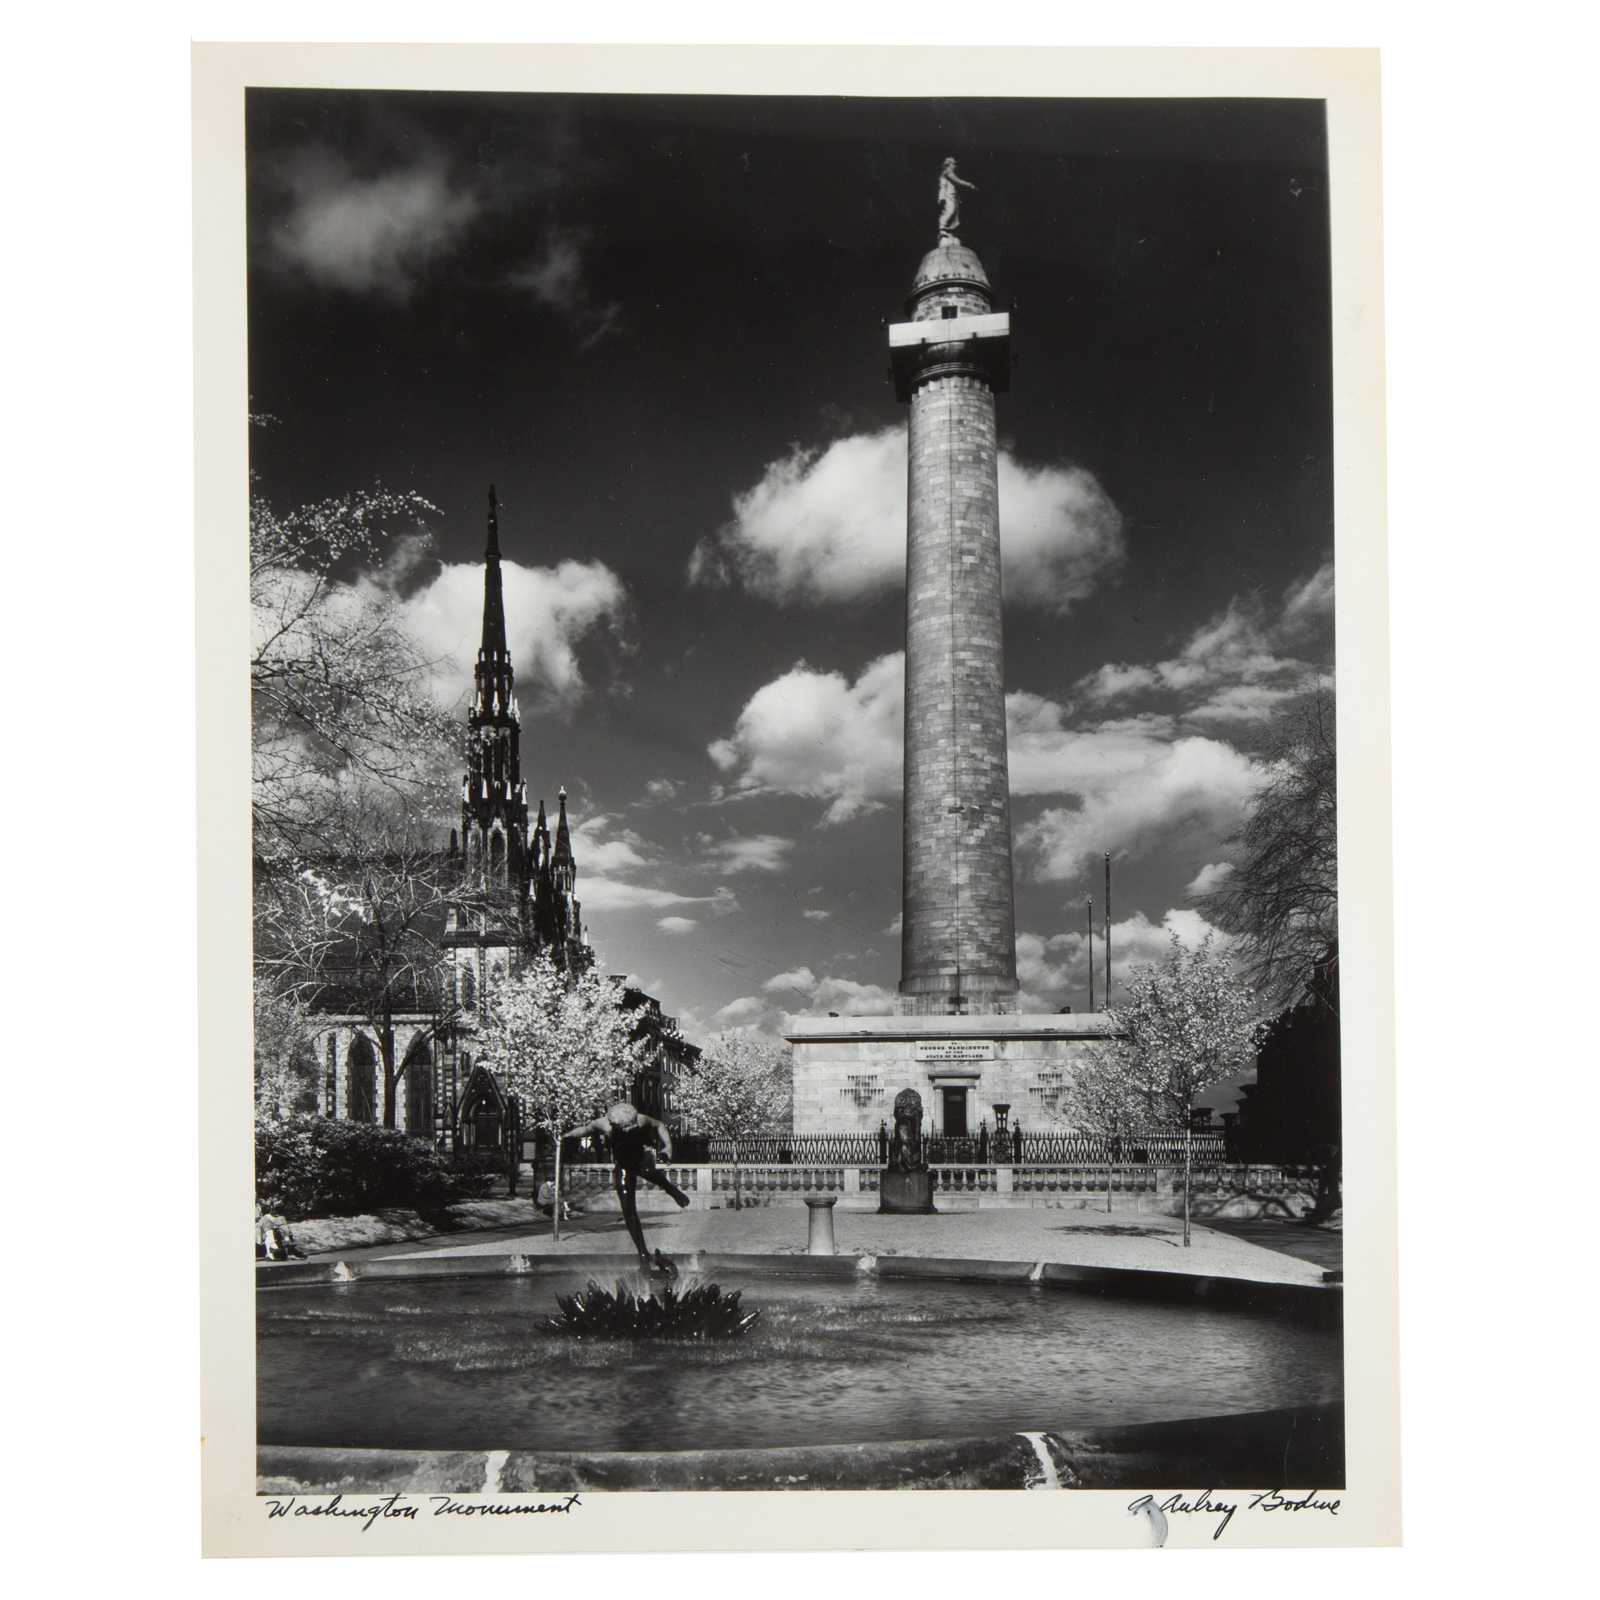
369;1201;1328;1285
1200;1215;1342;1274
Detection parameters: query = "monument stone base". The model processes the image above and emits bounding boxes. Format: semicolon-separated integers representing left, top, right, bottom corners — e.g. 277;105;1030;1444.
878;1170;937;1214
786;1011;1116;1137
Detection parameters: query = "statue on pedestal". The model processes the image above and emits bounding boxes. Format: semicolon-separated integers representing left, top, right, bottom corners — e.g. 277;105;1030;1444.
938;157;977;238
887;1088;927;1172
880;1088;937;1214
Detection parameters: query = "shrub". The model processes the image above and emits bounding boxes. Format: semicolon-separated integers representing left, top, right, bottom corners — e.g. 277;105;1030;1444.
256;1115;492;1220
451;1147;516;1179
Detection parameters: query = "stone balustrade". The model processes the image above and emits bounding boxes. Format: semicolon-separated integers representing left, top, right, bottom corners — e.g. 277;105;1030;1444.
556;1161;1320;1219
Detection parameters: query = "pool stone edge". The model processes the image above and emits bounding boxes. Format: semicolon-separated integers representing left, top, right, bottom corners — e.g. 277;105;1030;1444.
257;1402;1344;1494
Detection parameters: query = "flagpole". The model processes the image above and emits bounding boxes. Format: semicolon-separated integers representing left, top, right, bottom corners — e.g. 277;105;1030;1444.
1086;899;1095;1012
1104;853;1112;1007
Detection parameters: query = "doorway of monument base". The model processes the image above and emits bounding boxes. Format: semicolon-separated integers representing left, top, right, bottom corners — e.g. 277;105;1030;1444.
941;1086;969;1138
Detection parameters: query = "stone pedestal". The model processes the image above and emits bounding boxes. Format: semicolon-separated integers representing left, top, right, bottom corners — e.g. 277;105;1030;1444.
878;1170;937;1215
804;1195;838;1254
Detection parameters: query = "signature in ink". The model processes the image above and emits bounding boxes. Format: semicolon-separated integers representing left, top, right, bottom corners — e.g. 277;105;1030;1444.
1127;1487;1341;1541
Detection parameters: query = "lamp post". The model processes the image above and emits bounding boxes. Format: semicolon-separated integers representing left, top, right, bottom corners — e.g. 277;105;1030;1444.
1182;1109;1199;1248
552;1128;563;1246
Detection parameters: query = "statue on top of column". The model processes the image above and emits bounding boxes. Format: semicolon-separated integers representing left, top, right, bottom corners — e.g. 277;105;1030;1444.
938;157;976;239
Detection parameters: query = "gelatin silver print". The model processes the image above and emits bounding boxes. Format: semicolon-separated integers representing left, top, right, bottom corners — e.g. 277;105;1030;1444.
201;48;1395;1551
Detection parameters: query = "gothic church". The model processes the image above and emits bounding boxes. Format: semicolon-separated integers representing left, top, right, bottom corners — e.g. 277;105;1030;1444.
309;488;693;1149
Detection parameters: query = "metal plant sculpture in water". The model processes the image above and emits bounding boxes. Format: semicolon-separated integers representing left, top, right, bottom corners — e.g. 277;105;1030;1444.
543;1279;760;1340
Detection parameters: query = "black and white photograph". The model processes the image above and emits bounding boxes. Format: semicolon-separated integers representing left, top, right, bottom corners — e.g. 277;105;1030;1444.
198;43;1397;1552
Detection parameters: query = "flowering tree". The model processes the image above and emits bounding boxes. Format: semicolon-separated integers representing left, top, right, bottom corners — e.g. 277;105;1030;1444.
254;980;321;1122
250;475;464;1129
254;790;455;1128
473;951;651;1136
1069;934;1263;1135
673;1032;794;1141
251;483;456;867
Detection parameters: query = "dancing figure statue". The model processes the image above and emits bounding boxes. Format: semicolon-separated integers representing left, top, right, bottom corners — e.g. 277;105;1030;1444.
938;157;976;238
562;1103;690;1275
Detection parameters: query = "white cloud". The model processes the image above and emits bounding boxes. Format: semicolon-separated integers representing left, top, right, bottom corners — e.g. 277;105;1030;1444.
580;880;740;916
1008;691;1264;883
567;813;741;923
399;557;628;711
1078;562;1333;727
761;965;896;1016
690;428;1123;613
570;815;656;875
1104;909;1236;982
763;966;818;997
272;153;479;299
1186;861;1236;897
802;909;831;921
708;653;904;824
1017;910;1233;1004
505;230;621;347
885;912;903;936
710;996;770;1030
1015;929;1090;996
1282;561;1336;631
998;455;1126;613
643;778;679;801
698;833;793;874
578;879;707;913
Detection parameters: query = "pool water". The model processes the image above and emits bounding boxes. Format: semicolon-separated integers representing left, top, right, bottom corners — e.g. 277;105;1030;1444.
257;1271;1342;1454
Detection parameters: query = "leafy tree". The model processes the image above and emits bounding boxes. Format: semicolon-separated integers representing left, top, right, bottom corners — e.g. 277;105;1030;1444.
1200;685;1337;1008
473;950;650;1138
1069;934;1263;1135
1199;685;1342;1217
673;1032;794;1142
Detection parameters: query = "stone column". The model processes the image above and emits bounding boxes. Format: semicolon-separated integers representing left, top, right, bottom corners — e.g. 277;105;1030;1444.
891;238;1018;1015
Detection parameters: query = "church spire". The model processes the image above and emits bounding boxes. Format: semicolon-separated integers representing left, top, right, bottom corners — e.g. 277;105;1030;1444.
480;484;508;659
460;485;527;894
552;786;575;885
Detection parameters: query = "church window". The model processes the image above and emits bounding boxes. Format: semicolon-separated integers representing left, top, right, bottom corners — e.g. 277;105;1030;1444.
403;1036;435;1139
346;1034;378;1123
460;963;476;1010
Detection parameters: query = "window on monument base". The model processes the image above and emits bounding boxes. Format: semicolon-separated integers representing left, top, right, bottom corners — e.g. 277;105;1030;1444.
941;1087;968;1138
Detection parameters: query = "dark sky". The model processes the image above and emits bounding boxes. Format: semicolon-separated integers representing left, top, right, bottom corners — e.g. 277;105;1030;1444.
246;89;1334;1040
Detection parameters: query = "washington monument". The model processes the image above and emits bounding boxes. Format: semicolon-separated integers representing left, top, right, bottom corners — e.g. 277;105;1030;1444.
888;161;1018;1017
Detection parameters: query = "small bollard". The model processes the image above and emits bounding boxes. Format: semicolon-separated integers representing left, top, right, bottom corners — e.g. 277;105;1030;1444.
804;1194;838;1255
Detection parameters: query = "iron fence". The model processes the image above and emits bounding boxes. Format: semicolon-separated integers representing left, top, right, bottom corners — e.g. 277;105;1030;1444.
576;1130;1231;1166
